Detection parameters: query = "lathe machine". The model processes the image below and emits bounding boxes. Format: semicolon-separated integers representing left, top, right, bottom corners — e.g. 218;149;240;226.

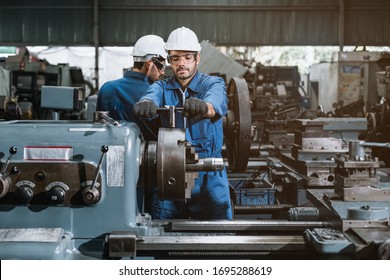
0;79;389;259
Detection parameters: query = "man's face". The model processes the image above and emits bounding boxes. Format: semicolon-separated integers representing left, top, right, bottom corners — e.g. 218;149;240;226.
147;57;166;82
168;50;199;83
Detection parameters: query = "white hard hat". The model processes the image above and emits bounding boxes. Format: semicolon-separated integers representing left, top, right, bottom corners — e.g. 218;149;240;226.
165;27;202;52
131;35;167;62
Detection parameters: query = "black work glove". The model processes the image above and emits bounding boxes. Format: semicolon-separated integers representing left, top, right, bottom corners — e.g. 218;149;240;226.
183;98;208;118
133;100;158;118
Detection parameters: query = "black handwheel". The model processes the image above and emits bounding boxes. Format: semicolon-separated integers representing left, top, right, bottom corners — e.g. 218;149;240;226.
225;77;252;171
366;112;377;140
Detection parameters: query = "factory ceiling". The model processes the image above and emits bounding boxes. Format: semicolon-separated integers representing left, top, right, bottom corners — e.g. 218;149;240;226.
0;0;389;48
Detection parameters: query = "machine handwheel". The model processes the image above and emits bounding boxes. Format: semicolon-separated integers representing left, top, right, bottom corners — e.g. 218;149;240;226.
225;77;252;171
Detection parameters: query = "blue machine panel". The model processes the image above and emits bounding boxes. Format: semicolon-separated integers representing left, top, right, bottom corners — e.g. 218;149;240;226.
0;120;144;259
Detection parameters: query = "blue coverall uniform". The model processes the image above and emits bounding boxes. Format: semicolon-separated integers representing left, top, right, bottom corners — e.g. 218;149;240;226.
96;70;160;141
97;70;161;214
140;71;233;220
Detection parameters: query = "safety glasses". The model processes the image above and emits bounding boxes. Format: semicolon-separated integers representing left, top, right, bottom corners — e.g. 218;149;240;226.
167;53;197;65
151;58;166;71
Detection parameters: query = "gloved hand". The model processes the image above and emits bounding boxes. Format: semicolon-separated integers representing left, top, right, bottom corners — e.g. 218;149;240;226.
133;100;158;118
183;98;208;117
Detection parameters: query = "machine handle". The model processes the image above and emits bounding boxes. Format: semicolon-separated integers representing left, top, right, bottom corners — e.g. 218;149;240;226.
156;106;184;128
94;111;119;126
1;146;17;174
82;145;109;205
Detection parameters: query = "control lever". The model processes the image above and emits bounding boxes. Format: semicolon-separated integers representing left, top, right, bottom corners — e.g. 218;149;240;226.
82;145;109;205
156;106;184;128
349;140;390;160
94;111;119;126
1;146;17;174
361;142;390;149
0;147;18;198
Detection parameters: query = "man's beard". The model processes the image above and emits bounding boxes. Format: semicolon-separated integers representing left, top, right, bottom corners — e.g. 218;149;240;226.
176;66;195;80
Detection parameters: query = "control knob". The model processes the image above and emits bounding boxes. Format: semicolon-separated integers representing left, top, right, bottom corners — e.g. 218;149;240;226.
47;186;66;204
16;185;34;204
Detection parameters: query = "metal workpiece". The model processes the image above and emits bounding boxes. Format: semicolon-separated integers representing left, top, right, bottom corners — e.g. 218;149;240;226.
186;157;224;171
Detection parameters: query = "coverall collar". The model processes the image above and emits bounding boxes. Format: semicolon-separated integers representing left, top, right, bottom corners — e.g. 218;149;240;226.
124;70;150;84
166;71;201;94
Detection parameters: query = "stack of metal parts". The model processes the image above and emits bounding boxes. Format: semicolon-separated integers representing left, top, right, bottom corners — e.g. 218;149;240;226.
280;119;347;187
264;119;294;151
334;140;382;201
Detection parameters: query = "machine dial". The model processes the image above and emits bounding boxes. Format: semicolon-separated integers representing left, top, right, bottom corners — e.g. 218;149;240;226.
16;185;34;203
46;182;69;204
15;180;35;203
47;186;66;204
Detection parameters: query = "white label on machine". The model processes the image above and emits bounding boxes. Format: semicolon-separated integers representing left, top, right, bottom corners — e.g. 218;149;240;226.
106;145;125;187
24;146;73;161
68;128;106;132
0;228;63;242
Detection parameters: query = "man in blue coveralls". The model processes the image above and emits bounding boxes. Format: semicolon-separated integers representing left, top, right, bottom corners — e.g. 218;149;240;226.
133;27;232;220
96;34;167;141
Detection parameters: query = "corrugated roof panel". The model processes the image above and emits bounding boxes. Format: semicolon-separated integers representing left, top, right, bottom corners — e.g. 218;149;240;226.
0;0;389;47
99;7;339;46
98;0;340;46
0;1;92;45
99;0;339;8
345;8;390;46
